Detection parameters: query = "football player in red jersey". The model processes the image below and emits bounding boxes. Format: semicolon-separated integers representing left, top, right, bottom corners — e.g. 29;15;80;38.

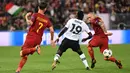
82;12;122;69
15;2;55;73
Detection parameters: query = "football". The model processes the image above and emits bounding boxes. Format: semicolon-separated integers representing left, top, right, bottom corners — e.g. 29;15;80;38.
103;49;112;57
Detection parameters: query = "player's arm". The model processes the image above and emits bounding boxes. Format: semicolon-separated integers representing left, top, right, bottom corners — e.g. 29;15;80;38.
98;19;112;36
55;27;68;43
49;26;55;47
82;32;92;42
98;19;107;33
82;22;93;42
25;12;33;25
55;19;71;43
49;26;54;41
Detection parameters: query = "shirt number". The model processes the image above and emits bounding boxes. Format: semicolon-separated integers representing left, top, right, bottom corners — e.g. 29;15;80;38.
37;22;43;33
70;23;82;34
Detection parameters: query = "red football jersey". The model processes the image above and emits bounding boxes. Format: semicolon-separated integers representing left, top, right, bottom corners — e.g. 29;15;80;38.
90;17;106;36
27;13;52;38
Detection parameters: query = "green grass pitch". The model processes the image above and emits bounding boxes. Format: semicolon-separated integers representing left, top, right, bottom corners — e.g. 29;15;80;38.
0;44;130;73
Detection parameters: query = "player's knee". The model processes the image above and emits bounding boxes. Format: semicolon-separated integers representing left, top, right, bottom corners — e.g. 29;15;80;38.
77;51;83;55
101;49;106;53
73;49;83;55
20;51;23;57
87;43;92;48
87;45;92;51
57;49;63;56
20;51;28;57
76;49;83;55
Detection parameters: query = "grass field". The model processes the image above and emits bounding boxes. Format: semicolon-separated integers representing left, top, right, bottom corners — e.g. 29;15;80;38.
0;44;130;73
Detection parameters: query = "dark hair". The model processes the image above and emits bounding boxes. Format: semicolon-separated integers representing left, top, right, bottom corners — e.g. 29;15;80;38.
39;2;47;10
77;11;84;20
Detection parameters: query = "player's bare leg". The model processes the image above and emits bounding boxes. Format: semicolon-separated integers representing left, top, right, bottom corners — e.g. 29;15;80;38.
104;56;122;69
35;45;41;55
15;56;28;73
52;54;60;70
88;45;96;68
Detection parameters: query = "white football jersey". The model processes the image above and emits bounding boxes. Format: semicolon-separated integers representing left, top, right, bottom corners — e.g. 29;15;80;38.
64;18;90;41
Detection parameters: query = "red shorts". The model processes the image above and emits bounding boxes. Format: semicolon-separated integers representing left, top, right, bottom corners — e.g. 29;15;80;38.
22;35;42;50
89;35;108;53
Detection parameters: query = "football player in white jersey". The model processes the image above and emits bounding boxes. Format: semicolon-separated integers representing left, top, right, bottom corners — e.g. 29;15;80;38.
52;11;92;70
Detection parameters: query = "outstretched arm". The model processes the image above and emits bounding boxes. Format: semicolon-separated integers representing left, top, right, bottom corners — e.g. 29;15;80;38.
58;27;68;37
82;32;92;42
49;26;55;47
55;27;68;43
49;26;54;41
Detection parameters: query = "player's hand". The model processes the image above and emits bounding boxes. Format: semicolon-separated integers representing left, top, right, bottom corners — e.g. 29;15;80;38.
51;40;56;48
82;38;87;42
54;37;59;43
105;32;113;36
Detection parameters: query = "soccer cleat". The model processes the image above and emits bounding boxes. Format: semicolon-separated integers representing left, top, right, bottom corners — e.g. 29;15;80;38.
86;67;91;70
35;45;40;55
15;71;20;73
52;60;60;70
115;60;122;69
91;59;96;68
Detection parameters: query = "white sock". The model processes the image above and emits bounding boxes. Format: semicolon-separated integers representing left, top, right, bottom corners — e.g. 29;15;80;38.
54;54;60;61
80;53;89;68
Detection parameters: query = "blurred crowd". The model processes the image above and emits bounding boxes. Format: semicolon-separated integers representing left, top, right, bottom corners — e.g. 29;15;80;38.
0;0;130;31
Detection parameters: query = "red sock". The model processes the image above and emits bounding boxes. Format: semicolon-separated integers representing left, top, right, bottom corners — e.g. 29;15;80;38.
16;56;28;72
108;56;116;62
22;48;36;56
88;46;95;59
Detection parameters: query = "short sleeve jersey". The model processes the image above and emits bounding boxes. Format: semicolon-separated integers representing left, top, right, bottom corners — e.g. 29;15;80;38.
90;17;106;36
27;13;52;38
64;18;91;41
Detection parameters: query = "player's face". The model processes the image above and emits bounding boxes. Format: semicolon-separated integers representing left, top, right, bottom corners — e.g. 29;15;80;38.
87;14;92;23
87;13;95;22
87;17;91;21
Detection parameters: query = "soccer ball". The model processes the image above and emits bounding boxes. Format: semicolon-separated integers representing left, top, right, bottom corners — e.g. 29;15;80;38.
103;49;112;57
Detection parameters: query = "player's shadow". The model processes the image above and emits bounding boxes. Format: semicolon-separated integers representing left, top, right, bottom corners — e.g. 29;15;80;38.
43;68;90;73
